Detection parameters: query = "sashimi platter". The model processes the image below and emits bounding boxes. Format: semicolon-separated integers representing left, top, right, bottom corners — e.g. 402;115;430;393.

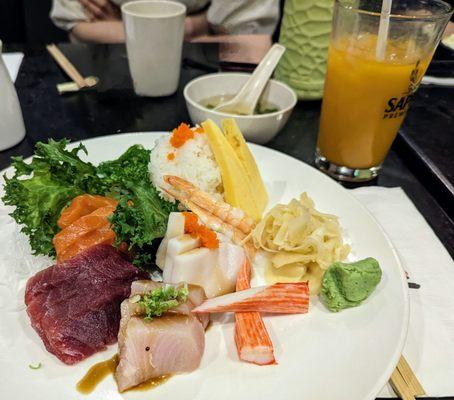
0;120;408;400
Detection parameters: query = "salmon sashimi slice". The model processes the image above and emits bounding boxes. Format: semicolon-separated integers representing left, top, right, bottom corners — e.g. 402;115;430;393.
53;205;116;262
58;223;116;263
234;258;276;365
58;194;118;229
192;282;309;314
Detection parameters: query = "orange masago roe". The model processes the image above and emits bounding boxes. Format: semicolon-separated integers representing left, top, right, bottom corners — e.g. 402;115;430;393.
170;123;194;148
182;212;219;249
54;195;118;263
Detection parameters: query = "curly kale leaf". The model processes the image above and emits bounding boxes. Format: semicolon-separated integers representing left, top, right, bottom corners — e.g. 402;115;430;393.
2;140;176;267
2;139;104;256
97;144;152;188
111;181;177;268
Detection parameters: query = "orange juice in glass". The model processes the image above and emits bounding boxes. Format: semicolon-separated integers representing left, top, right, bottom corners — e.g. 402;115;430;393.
315;0;453;182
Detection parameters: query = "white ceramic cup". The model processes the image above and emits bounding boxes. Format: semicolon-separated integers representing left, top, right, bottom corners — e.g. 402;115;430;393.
122;0;186;97
0;40;26;151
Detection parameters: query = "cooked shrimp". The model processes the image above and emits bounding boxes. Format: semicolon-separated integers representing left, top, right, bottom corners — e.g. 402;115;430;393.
162;186;248;245
163;175;256;235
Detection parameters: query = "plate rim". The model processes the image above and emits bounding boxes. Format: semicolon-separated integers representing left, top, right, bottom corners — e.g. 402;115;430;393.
0;131;410;400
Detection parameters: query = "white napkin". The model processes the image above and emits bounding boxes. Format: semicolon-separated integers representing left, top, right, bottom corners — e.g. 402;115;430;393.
2;52;24;82
351;187;454;398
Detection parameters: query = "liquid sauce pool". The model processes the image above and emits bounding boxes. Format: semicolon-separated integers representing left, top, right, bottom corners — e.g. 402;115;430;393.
200;95;279;115
76;354;118;394
76;354;170;394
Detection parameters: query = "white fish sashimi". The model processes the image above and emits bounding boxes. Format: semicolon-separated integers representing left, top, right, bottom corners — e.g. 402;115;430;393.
163;234;200;282
130;280;161;296
164;236;246;298
218;241;246;288
115;281;209;391
156;212;186;269
170;247;220;298
157;212;246;298
115;314;205;392
125;280;209;328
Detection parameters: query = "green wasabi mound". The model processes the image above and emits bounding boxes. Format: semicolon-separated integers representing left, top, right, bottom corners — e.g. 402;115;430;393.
320;258;382;312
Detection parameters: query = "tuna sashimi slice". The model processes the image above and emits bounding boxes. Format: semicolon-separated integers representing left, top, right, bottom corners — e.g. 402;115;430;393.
192;282;309;314
25;244;147;365
234;258;276;365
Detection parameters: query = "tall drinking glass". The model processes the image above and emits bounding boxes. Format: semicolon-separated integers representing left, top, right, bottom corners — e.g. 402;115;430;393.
315;0;453;182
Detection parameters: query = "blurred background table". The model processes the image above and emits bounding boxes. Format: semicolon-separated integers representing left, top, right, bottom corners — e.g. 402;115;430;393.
1;42;453;261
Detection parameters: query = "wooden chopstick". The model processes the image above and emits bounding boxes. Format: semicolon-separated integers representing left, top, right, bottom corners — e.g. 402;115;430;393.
46;44;88;89
391;368;415;400
390;356;426;400
397;356;426;396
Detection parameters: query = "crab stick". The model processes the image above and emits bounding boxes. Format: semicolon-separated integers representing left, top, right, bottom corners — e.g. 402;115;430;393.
234;258;276;365
192;282;309;314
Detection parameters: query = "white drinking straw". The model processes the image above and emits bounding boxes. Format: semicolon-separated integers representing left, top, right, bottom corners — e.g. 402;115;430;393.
376;0;393;60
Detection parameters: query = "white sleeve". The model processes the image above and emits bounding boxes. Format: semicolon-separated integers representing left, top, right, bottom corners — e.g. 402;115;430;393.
51;0;210;31
207;0;280;35
50;0;89;31
178;0;210;13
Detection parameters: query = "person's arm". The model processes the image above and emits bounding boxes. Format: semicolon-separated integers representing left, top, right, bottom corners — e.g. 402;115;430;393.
71;20;124;43
72;13;207;44
184;11;209;40
69;0;123;43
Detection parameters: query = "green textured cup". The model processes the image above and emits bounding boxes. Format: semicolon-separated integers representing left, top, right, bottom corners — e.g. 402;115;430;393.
275;0;334;100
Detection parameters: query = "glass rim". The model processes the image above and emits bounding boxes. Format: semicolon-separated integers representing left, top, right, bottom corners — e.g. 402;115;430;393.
335;0;454;21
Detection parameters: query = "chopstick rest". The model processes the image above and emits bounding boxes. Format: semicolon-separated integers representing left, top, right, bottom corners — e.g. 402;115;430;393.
57;76;99;94
46;44;98;91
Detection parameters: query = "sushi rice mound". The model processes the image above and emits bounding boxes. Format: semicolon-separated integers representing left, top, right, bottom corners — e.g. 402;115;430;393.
149;130;223;202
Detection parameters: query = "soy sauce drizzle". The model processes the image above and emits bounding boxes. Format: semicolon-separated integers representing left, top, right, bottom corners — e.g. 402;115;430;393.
76;354;171;395
76;354;119;394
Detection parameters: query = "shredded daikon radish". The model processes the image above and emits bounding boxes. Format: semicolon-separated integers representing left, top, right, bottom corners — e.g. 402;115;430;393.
252;193;350;294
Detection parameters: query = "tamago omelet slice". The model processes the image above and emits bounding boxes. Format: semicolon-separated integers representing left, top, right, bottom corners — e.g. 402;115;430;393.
221;119;268;217
202;119;261;221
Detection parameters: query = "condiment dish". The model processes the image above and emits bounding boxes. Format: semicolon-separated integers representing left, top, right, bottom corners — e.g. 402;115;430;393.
183;73;297;144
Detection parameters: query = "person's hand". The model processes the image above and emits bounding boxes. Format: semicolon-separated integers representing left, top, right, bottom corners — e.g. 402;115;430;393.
443;21;454;38
79;0;121;22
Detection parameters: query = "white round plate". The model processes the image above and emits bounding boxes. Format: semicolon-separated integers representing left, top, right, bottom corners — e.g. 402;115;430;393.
0;132;408;400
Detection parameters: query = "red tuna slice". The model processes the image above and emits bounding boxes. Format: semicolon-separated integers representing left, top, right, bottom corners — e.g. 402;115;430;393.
25;244;148;365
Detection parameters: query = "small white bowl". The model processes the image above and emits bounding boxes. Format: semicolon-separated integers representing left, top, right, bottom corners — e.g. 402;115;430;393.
183;73;297;144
